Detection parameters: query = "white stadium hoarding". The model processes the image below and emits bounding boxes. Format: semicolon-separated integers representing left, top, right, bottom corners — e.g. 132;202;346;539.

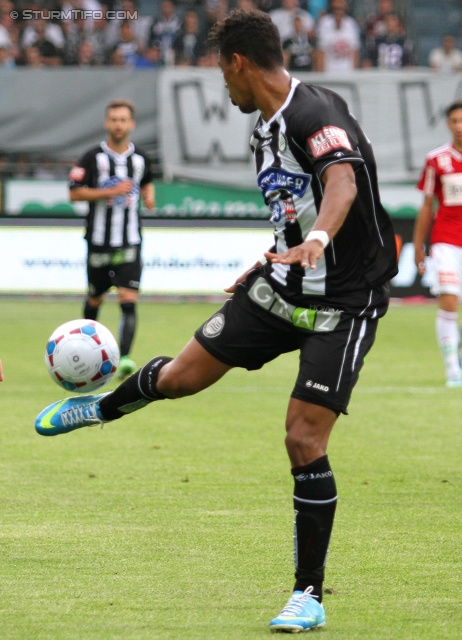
0;227;271;294
0;222;433;298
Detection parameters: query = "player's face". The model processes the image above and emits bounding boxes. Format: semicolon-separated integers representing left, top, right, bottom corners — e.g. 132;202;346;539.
448;108;462;149
105;107;135;144
218;53;257;115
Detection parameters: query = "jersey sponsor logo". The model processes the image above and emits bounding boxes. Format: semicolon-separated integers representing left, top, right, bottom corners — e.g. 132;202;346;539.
69;166;86;182
257;168;311;199
269;199;297;224
99;176;138;207
436;153;453;172
441;173;462;206
247;277;343;331
308;126;352;158
202;313;225;338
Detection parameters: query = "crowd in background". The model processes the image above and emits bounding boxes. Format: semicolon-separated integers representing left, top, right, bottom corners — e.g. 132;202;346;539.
0;0;460;71
0;0;461;178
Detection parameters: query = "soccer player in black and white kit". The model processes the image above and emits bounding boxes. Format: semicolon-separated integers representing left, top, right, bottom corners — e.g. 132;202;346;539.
69;99;155;379
36;11;397;633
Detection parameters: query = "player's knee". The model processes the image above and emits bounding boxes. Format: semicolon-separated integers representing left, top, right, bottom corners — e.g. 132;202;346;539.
285;418;326;463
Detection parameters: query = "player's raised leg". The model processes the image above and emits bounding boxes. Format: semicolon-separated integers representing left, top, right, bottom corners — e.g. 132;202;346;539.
35;339;232;436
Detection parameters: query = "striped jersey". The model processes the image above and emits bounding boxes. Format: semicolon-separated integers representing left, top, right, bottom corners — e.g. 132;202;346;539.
69;141;153;251
252;78;397;313
417;142;462;247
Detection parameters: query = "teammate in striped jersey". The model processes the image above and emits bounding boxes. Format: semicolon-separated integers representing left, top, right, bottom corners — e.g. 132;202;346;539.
413;100;462;387
69;99;155;379
36;11;397;632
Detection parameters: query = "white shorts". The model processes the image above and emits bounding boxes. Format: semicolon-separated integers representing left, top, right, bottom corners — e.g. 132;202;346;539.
430;243;462;298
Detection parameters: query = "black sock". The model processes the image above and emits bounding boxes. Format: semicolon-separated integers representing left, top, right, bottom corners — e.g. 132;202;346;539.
84;300;98;321
119;302;136;357
99;356;173;421
291;455;338;602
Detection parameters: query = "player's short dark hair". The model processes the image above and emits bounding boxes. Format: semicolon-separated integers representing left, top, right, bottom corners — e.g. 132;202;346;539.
207;9;283;70
106;99;136;118
445;100;462;118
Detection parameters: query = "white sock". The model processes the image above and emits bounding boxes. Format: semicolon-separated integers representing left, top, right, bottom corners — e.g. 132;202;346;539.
436;309;460;380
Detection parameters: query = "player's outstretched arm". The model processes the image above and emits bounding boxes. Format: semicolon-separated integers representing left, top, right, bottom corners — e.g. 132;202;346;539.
266;163;357;270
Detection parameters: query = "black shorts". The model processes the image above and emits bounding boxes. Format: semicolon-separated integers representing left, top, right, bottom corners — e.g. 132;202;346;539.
194;270;380;415
87;246;142;297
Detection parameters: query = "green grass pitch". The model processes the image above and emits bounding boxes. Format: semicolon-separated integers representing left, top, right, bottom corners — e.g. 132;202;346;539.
1;298;461;639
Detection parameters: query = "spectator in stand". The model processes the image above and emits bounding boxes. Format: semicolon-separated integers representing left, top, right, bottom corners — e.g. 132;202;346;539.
21;17;64;65
110;20;143;67
21;15;65;50
360;0;405;65
363;12;414;69
60;0;103;33
283;14;315;72
134;41;163;68
105;1;151;53
270;0;315;44
429;35;462;73
76;39;98;66
22;45;45;67
364;0;402;40
236;0;258;12
147;0;181;66
0;41;15;67
88;11;110;65
109;48;126;66
0;0;20;64
172;10;205;67
316;0;360;73
204;0;229;33
62;14;88;65
0;19;14;68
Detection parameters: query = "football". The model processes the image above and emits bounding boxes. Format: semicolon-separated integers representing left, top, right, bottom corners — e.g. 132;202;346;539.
45;319;120;393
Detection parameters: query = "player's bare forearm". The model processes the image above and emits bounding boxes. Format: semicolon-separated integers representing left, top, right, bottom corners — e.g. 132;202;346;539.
413;197;434;274
141;183;155;210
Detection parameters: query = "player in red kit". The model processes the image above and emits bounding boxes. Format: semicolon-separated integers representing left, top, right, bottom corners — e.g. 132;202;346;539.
414;100;462;387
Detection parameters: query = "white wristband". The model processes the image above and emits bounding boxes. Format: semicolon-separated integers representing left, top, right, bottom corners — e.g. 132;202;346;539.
306;230;330;248
258;255;267;266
